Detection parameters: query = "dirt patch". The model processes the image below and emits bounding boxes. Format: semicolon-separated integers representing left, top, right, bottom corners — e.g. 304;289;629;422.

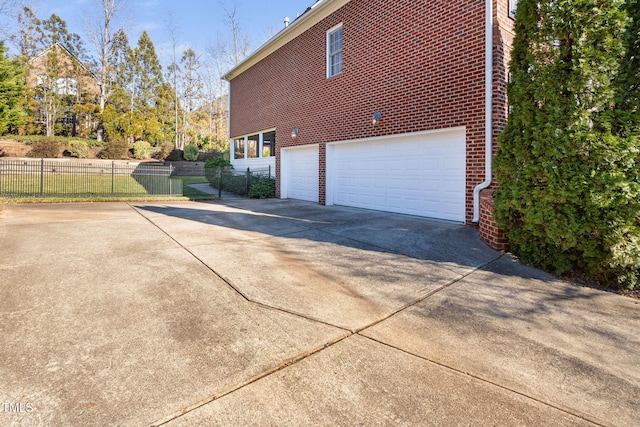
0;139;31;157
0;138;106;159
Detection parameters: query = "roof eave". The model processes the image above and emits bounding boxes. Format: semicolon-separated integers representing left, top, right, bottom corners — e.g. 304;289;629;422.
222;0;350;81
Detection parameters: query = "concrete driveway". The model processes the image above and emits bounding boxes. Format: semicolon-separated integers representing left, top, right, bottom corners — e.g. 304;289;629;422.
0;199;638;426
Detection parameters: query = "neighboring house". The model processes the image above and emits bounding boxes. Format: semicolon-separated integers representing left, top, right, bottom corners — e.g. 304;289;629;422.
27;43;100;135
224;0;516;224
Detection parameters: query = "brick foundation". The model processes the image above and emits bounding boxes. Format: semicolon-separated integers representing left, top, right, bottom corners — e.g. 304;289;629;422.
479;189;509;251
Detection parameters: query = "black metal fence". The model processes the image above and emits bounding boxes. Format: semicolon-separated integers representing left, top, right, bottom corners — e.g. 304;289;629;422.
0;159;183;198
205;166;274;197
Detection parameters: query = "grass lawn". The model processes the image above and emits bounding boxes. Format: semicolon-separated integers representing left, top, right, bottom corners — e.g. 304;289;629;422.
174;176;215;199
0;175;216;202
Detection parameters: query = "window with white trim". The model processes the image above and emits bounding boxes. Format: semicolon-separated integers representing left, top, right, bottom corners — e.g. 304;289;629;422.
326;23;343;78
233;130;276;160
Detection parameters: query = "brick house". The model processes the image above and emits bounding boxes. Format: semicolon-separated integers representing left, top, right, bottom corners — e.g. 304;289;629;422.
223;0;516;225
27;43;100;136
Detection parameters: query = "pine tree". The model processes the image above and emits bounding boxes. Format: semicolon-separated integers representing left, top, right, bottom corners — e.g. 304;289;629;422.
494;0;640;289
0;41;26;135
133;31;162;112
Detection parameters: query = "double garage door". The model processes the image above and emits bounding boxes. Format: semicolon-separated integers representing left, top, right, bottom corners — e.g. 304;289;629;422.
282;129;466;222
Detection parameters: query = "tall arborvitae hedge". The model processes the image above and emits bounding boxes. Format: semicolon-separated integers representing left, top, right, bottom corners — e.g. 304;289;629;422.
0;42;25;135
494;0;640;290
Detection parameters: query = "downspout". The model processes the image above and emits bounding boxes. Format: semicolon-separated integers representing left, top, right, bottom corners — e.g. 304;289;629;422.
473;0;494;223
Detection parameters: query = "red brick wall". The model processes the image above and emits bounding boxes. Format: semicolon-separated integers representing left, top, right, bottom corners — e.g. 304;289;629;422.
479;189;509;251
229;0;513;224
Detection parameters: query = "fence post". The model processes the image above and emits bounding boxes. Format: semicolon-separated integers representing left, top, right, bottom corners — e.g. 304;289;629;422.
40;158;44;197
111;161;115;195
169;164;173;196
218;167;222;198
269;164;271;178
246;167;250;194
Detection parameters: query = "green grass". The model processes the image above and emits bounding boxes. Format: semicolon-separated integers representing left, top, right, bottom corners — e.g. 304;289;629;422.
174;176;217;199
0;174;180;196
0;175;217;202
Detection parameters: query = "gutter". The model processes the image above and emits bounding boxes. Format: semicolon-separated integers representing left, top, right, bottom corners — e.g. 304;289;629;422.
472;0;494;223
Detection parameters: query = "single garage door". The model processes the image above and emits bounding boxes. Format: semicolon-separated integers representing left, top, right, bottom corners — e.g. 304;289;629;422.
281;144;319;202
328;129;466;222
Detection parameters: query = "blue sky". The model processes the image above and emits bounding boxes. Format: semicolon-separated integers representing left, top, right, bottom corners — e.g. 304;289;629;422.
3;0;314;65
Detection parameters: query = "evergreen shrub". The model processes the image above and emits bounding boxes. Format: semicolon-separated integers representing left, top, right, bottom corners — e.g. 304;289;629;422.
67;140;90;158
99;139;129;159
132;140;151;159
493;0;640;290
247;175;276;198
153;142;174;160
26;138;61;158
183;144;199;161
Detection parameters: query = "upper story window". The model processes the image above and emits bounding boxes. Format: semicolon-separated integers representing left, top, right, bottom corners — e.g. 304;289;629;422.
36;75;78;96
509;0;518;19
326;23;343;78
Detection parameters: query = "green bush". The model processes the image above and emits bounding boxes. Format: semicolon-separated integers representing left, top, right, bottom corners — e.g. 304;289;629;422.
204;158;231;183
165;149;183;161
132;140;151;159
220;172;248;195
98;139;129;159
153;142;174;160
67;140;90;158
493;0;640;290
26;138;62;158
183;144;199;161
204;157;232;169
248;175;276;199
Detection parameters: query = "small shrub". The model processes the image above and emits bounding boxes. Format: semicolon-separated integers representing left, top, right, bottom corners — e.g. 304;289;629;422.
196;151;218;161
153;142;174;160
132;140;151;159
204;158;232;186
98;139;129;159
67;140;90;158
221;172;248;195
205;157;232;169
248;175;276;198
27;138;62;158
165;149;183;161
183;144;199;161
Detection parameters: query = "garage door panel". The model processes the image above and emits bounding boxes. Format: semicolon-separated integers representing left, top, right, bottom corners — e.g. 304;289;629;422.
331;130;465;222
282;146;319;203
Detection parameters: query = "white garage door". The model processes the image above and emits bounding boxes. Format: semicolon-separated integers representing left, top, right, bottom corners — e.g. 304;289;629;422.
328;129;466;222
281;145;319;202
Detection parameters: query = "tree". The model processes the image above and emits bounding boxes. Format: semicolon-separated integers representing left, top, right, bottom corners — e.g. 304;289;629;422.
179;48;202;147
165;11;181;149
0;0;15;15
84;0;126;142
35;14;87;136
132;31;162;112
11;6;42;61
494;0;640;289
102;30;172;145
222;3;250;67
0;41;25;134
